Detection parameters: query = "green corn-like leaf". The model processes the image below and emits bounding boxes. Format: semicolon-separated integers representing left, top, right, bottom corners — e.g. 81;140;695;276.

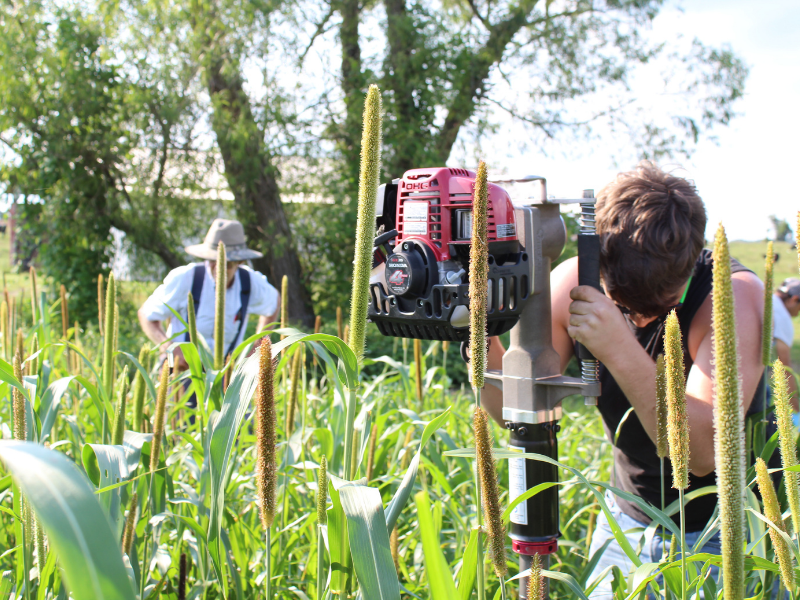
469;161;489;390
187;291;199;348
711;224;745;600
131;344;150;432
286;344;302;435
281;275;289;333
0;441;137;600
655;354;668;459
414;491;459;600
214;242;226;370
762;241;774;366
772;358;800;534
755;457;794;591
30;266;38;327
150;362;170;473
102;274;116;402
348;84;382;365
664;311;689;490
111;365;130;446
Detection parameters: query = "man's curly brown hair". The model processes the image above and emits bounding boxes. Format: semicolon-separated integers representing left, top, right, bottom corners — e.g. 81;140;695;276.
596;162;707;318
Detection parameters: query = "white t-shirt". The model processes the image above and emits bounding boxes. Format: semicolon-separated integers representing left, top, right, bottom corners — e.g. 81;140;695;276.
140;262;279;354
773;292;794;348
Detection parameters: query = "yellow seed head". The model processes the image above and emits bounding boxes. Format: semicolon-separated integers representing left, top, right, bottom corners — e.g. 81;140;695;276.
442;340;450;354
102;274;117;401
655;354;668;459
528;553;544;600
281;275;289;333
256;338;277;529
121;492;139;556
762;241;774;366
30;266;38;326
365;423;378;481
214;242;226;370
60;283;69;339
772;358;800;534
28;334;38;378
336;306;343;340
132;344;150;432
187;292;198;347
668;533;678;562
149;361;170;472
286;345;303;435
711;224;745;599
15;328;24;362
469;162;489;390
0;301;7;360
414;338;423;407
12;351;25;441
112;366;130;446
755;457;794;591
34;515;46;568
473;406;507;576
664;311;689;490
317;455;328;526
348;84;382;365
97;273;104;337
314;315;322;334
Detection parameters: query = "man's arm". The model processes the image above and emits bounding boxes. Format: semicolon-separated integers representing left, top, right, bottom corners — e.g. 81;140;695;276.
256;291;281;333
568;270;765;477
482;258;580;423
775;339;799;411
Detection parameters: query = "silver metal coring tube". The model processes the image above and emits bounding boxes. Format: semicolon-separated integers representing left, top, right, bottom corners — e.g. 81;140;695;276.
578;190;600;405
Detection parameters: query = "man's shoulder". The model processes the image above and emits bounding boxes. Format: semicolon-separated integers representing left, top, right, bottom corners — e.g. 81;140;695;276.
237;266;276;290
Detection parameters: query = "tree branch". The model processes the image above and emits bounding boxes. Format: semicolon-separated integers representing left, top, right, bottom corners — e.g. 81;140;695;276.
298;4;335;66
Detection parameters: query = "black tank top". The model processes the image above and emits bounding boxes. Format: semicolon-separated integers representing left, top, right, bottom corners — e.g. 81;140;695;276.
590;248;770;532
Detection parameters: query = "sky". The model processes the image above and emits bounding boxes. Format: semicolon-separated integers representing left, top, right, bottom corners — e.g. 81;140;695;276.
480;0;800;242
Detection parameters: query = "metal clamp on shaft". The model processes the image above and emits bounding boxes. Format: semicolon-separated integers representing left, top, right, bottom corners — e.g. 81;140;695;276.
577;190;601;406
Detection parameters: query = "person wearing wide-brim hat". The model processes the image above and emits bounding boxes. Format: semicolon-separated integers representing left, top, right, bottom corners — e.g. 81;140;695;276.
138;218;280;372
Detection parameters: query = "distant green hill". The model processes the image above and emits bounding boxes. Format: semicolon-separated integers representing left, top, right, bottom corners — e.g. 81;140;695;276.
729;240;800;365
729;240;797;285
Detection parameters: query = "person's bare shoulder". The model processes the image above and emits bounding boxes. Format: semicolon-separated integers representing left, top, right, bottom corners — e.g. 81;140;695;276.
687;269;764;359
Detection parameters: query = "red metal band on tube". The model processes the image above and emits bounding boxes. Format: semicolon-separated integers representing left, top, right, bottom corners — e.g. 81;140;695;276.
512;539;558;556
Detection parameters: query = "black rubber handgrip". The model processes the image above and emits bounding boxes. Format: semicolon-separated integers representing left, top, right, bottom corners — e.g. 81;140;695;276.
577;234;601;360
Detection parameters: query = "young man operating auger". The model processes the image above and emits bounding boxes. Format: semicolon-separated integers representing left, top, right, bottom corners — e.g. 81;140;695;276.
482;162;768;598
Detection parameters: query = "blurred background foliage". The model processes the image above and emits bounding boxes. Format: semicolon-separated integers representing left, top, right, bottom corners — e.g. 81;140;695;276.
0;0;748;330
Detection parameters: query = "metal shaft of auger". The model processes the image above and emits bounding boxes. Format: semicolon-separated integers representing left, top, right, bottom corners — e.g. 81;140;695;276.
579;194;600;405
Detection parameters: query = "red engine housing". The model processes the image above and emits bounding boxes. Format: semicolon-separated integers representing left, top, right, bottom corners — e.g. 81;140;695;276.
394;167;518;261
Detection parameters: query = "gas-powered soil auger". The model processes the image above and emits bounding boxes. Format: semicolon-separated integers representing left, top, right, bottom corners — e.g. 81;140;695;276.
369;167;602;598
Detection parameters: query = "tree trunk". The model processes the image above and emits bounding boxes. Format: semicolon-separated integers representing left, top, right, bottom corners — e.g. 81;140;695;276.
205;55;315;327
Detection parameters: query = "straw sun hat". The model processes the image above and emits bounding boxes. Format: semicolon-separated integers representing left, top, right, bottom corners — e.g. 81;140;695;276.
184;219;264;261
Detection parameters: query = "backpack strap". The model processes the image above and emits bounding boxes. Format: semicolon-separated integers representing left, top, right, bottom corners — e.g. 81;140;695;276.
226;268;251;358
185;264;205;342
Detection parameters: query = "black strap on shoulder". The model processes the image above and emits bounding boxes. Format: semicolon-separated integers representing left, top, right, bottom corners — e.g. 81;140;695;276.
185;264;206;342
226;269;251;358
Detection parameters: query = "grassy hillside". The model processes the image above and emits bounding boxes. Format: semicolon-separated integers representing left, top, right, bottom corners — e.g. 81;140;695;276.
730;239;800;366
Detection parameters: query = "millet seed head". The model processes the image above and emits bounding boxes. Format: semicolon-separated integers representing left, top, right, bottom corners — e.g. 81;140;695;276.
664;311;689;490
655;354;669;459
256;337;277;529
149;361;170;472
468;161;489;391
772;358;800;535
528;553;544;600
762;241;774;366
317;455;328;526
756;457;795;591
711;223;745;600
473;406;507;576
12;350;25;441
348;84;383;366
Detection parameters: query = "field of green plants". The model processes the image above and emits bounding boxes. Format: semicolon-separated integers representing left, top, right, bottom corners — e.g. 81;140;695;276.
1;85;800;600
